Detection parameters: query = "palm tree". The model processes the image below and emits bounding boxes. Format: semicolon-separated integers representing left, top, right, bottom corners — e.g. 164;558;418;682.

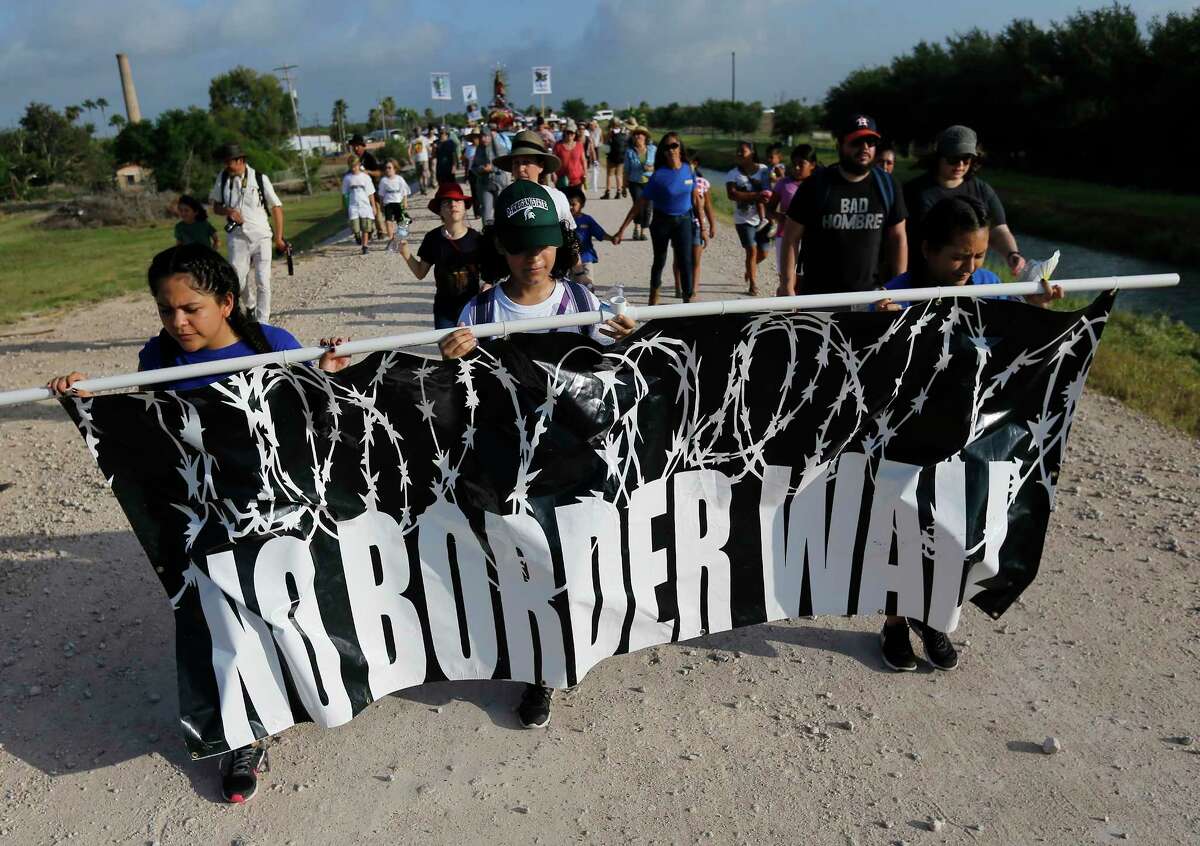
109;114;126;132
330;99;348;143
65;105;83;123
96;97;109;128
379;96;397;135
82;98;97;113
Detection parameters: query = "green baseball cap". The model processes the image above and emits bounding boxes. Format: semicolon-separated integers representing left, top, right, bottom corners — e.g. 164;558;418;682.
494;181;563;253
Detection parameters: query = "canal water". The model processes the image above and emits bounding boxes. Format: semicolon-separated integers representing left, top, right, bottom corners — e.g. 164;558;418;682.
696;167;1195;329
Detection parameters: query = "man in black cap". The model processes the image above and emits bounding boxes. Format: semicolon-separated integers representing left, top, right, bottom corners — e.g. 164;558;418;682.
777;114;907;298
208;143;285;321
347;134;383;182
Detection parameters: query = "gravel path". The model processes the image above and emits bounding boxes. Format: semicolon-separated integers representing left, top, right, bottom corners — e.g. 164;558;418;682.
0;189;1197;845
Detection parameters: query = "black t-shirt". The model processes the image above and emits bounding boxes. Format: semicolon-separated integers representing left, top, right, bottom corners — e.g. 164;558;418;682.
435;140;457;174
903;172;1006;274
418;227;482;324
787;167;907;294
359;150;381;178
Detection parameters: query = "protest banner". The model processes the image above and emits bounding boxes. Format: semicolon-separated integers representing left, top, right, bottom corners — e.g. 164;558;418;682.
532;66;551;96
430;73;451;101
63;296;1111;758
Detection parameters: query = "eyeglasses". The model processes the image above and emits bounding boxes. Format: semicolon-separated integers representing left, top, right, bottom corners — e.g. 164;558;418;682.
945;155;974;165
664;142;681;151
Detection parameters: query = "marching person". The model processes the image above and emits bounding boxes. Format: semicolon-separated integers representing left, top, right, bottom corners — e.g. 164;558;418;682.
903;125;1025;278
208;143;285;322
435;127;459;185
471;125;512;226
438;181;636;728
777;114;907;299
493;129;576;230
726;140;773;295
397;182;483;328
47;243;352;804
553;120;587;192
613;132;702;304
377;159;412;245
602;118;627;199
623;127;656;241
173;194;219;249
873;195;1061;671
673;155;716;299
765;145;819;284
343;155;379;255
348;133;383;182
409;127;433;194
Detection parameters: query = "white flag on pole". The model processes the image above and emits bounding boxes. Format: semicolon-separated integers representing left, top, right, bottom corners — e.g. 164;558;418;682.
462;84;478;105
532;66;551;96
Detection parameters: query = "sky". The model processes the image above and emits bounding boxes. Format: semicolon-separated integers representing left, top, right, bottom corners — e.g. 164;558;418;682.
1;0;1195;130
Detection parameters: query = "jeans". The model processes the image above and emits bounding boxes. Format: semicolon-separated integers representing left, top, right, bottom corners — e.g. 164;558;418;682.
650;213;695;299
627;182;651;227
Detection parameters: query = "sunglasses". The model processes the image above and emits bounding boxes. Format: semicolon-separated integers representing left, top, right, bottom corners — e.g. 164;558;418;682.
850;137;878;148
663;142;681;151
945;155;974;165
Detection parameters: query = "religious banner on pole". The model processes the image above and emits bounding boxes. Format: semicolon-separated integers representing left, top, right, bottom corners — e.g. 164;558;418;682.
63;296;1112;758
532;66;551;96
430;72;451;101
463;84;482;122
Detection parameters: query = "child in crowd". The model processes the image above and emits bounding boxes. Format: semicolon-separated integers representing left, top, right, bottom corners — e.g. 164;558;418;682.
174;194;219;249
873;195;1062;673
566;188;617;288
766;143;786;186
397;182;483;329
376;159;412;244
342;155;378;255
47;243;351;805
765;145;818;279
725;141;772;295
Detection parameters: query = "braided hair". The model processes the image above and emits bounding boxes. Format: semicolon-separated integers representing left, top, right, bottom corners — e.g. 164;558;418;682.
146;244;272;354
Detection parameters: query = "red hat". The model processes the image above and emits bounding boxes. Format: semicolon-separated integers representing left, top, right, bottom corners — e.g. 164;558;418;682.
427;181;472;214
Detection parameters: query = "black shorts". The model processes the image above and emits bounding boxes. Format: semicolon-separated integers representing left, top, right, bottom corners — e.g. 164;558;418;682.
384;203;408;222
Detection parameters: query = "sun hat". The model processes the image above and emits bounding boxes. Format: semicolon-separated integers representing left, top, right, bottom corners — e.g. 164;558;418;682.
935;125;978;158
215;142;246;162
624;117;638;130
564;119;577;133
493;130;562;173
427;181;472;214
494;181;563;254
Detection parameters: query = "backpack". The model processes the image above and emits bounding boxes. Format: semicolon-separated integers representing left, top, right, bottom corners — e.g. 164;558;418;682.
473;280;593;329
809;165;895;222
219;166;269;211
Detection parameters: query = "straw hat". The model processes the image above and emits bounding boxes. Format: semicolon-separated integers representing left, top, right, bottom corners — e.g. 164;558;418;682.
492;130;562;173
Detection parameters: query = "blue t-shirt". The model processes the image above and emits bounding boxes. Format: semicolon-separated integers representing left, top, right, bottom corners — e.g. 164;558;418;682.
573;212;609;264
137;324;302;391
642;164;696;216
877;268;1006;310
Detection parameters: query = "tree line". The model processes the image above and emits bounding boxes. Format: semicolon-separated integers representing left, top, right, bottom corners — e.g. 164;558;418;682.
823;4;1200;191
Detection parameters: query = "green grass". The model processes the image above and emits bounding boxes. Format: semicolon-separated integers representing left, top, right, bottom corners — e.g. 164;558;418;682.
1056;297;1200;437
0;191;346;325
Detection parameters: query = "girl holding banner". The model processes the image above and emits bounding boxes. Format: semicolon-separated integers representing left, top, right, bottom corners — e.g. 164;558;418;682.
46;244;352;803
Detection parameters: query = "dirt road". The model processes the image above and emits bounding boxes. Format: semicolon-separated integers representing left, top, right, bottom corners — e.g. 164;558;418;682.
1;190;1196;845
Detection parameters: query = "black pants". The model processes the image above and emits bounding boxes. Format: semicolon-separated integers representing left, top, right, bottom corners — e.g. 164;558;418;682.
627;182;651;227
650;212;695;299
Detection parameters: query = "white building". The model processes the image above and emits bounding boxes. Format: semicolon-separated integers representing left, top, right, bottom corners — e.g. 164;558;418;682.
286;134;338;155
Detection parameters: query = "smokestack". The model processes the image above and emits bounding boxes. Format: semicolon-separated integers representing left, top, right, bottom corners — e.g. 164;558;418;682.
116;53;142;124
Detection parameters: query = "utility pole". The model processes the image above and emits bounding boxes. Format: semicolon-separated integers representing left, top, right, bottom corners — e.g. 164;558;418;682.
731;51;736;103
274;63;313;195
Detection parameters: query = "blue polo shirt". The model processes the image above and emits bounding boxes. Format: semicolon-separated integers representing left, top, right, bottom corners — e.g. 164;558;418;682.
137;324;303;391
642;164;696;216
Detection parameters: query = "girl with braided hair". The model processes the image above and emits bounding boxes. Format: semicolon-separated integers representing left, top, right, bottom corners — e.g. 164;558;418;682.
46;243;352;803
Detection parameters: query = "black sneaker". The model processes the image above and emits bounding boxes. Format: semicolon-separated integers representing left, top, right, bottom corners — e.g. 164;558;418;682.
600;191;611;200
517;684;552;728
880;621;917;672
909;619;959;670
220;743;268;804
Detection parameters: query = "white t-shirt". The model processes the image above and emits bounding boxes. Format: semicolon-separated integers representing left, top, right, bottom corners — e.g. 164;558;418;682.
456;279;612;345
342;171;375;219
411;136;431;163
543;184;577;231
725;164;771;226
377;174;410;207
208;165;281;242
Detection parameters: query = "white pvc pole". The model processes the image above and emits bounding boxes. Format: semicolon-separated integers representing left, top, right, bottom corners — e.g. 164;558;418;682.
0;274;1179;409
